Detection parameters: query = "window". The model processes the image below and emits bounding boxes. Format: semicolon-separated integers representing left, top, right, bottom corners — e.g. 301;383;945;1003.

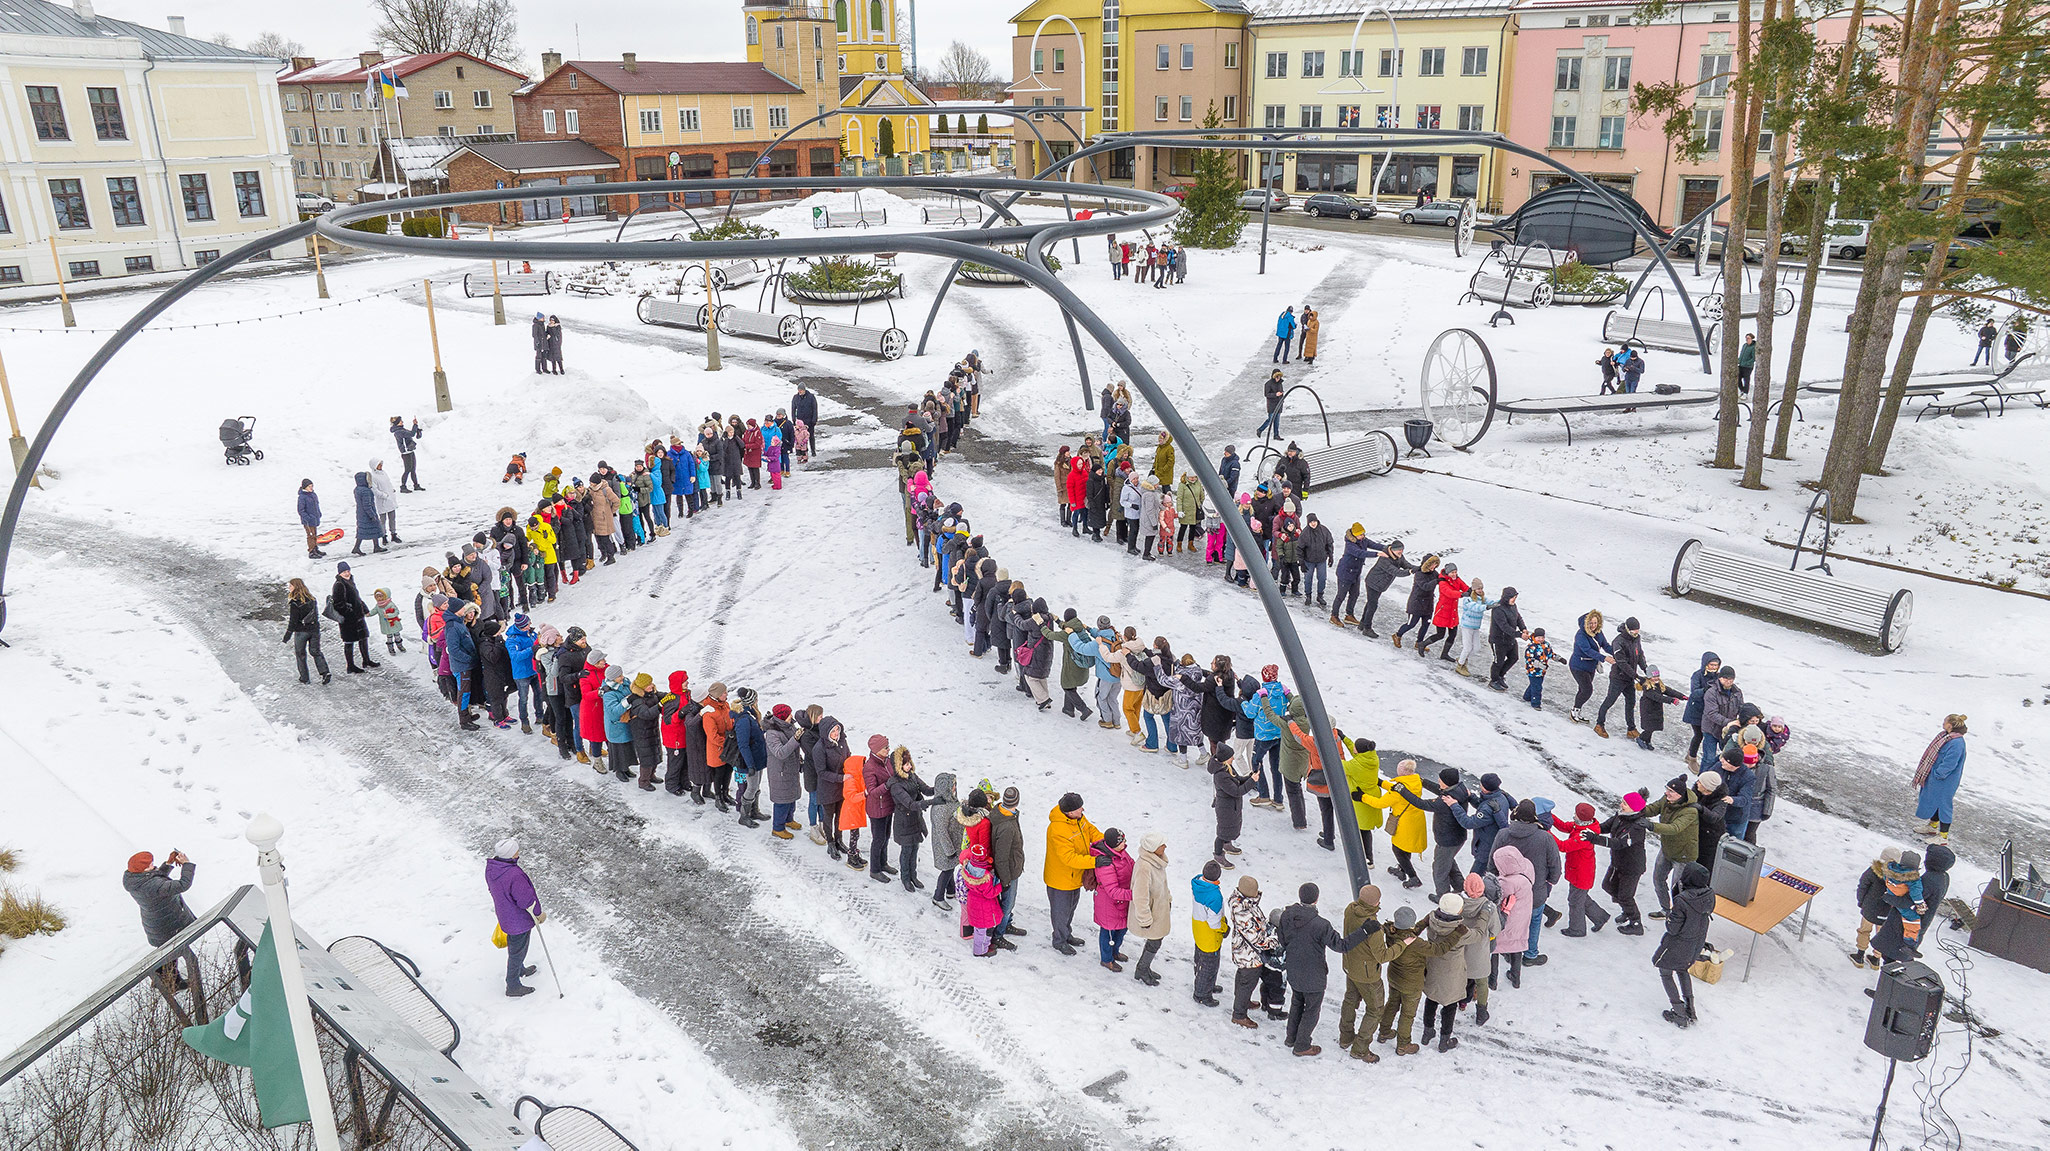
816;58;824;82
1588;13;1610;26
1556;56;1582;91
1224;42;1238;69
180;173;213;220
433;90;453;109
1179;95;1193;121
1604;55;1632;91
106;177;144;225
641;109;661;134
0;193;8;233
1757;129;1774;153
1598;115;1626;148
1265;52;1287;79
748;15;759;44
680;108;700;131
342;161;354;176
476;124;493;134
1375;104;1399;127
768;105;788;128
49;179;89;228
68;260;100;278
733;106;754;129
284;93;299;111
124;255;153;274
543;109;557;133
0;267;19;283
835;0;848;32
86;87;126;140
352;93;363;109
1550;115;1577;147
1303;51;1325;78
436;125;455;137
1337;104;1360;128
1032;97;1044;107
814;26;823;48
1033;48;1043;73
1415;104;1441;129
473;90;492;108
1156;44;1169;69
1462;46;1488;76
1379;49;1403;77
1457;104;1484;131
1263;104;1286;128
1222;95;1237;121
775;25;785;47
870;0;884;35
1564;16;1581;26
1692;107;1724;151
319;126;331;144
1054;48;1066;73
1181;43;1194;70
1300;105;1323;128
315;92;328;110
456;66;466;79
1156;96;1169;121
566;108;579;133
295;159;306;175
26;86;67;140
359;127;370;143
1419;48;1445;77
195;250;220;265
1339;50;1364;78
290;127;302;145
233;171;265;217
1699;54;1731;97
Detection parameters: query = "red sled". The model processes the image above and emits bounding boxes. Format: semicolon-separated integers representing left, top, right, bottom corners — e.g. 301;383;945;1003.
316;528;345;546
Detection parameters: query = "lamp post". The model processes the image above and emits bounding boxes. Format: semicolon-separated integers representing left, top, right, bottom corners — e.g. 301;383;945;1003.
244;813;343;1151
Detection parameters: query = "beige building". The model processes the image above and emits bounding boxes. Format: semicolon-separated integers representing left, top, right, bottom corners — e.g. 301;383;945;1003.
0;0;293;287
278;50;527;203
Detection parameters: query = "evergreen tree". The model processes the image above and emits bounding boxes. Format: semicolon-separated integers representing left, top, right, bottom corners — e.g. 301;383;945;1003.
976;113;990;136
878;117;897;158
1171;102;1246;249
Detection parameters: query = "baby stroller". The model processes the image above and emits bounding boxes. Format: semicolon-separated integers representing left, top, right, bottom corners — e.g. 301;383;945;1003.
220;416;263;465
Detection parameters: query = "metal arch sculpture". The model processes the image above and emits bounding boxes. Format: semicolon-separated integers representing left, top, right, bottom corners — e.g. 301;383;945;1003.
0;173;1381;900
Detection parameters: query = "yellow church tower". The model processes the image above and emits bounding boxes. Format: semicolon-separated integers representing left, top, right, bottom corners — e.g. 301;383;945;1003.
828;0;935;165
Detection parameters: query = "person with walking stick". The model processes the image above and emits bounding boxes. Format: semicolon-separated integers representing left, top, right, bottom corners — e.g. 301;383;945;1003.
487;837;548;998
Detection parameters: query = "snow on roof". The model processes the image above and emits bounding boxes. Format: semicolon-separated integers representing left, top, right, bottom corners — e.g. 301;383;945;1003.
355;182;407;194
0;0;272;59
279;51;526;86
386;133;513;181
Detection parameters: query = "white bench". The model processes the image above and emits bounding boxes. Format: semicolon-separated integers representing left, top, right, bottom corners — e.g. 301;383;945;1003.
716;305;805;345
514;1095;640;1151
1602;310;1718;354
1670;538;1912;653
1249;431;1399;493
462;271;557;298
708;260;763;290
814;207;889;229
922;203;985;225
1462;272;1553;310
1699;287;1796;320
565;279;612;297
806;317;908;360
326;936;460;1057
636;297;710;331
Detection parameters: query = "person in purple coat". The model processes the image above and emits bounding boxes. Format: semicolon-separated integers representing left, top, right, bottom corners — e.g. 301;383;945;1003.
486;838;546;997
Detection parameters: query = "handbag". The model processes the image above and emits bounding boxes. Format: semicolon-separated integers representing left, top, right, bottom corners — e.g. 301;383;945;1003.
321;597;343;623
491;924;509;949
1688;947;1727;985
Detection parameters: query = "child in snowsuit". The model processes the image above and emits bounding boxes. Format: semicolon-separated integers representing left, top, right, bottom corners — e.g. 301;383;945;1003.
1636;667;1688;750
373;588;406;653
1551;802;1612;936
1883;852;1927;948
503;453;526;484
1522;628;1555;710
961;844;1002;956
1273;524;1301;594
1205;521;1226;563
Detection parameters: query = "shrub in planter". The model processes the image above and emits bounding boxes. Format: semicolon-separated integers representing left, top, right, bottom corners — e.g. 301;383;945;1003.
1549;259;1628;296
963;246;1061;277
689;217;780;242
786;256;897;294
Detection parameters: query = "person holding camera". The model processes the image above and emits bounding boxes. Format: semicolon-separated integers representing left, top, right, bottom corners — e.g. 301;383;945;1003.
124;849;197;986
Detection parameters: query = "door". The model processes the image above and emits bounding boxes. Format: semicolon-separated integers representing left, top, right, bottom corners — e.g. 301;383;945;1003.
1680;178;1721;229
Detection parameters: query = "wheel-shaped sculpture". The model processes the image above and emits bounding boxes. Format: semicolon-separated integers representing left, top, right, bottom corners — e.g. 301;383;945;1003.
1454;200;1477;258
1419;328;1499;450
775;314;805;345
1698;292;1724;321
879;327;909;361
1528;280;1556;308
1670;538;1703;596
1879;589;1913;654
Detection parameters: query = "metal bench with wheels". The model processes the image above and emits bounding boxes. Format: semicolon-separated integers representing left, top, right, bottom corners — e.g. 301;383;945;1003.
1670;538;1912;653
707;259;763;290
806;317;907;359
326;936;460;1058
514;1095;640;1151
813;206;889;229
716;304;805;345
1460;242;1556;326
1700;269;1797;320
636;297;710;331
564;279;612;297
1602;310;1718;354
1248;430;1399;493
462;270;557;298
922;202;985;225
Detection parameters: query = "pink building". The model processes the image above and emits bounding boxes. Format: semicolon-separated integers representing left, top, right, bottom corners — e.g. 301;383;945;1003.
1501;0;1852;229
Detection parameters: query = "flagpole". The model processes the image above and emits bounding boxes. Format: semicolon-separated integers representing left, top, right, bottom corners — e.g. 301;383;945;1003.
245;813;343;1151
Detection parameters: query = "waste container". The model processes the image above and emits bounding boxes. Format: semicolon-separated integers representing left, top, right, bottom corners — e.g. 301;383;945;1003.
1403;419;1434;457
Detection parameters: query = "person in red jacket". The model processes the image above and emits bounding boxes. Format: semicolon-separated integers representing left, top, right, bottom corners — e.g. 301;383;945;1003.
1419;563;1469;661
1066;457;1091;536
659;670;691;793
578;651;610;769
1552;802;1612;936
742;420;766;489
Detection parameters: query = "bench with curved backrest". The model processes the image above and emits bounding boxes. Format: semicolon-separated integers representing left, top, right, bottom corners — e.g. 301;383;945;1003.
1602;309;1719;354
636;297;710;331
922;202;984;225
1698;287;1796;320
715;305;805;345
1248;431;1399;493
709;260;763;290
806;317;908;360
1462;272;1553;310
326;936;460;1058
514;1095;640;1151
1670;538;1912;653
814;206;889;229
462;271;557;298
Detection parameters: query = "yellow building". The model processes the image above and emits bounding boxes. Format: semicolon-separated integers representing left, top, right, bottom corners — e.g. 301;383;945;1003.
747;0;933;168
1248;0;1516;209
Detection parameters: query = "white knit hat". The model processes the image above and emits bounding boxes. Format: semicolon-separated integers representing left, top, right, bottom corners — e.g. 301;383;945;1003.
492;837;519;859
1438;893;1463;916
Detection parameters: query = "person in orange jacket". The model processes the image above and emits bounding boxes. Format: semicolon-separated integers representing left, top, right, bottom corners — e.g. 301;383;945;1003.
701;681;735;811
1045;792;1103;956
838;748;870;871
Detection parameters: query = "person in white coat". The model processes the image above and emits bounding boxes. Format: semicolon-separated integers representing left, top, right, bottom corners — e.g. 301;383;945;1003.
369;459;401;543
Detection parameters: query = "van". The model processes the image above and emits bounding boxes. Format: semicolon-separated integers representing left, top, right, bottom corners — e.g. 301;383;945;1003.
1781;218;1870;259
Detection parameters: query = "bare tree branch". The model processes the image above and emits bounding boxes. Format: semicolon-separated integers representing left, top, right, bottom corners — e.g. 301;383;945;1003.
248;32;307;60
931;40;1004;100
371;0;523;67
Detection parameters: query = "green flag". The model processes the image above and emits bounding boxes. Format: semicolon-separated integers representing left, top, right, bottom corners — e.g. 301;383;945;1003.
181;920;312;1128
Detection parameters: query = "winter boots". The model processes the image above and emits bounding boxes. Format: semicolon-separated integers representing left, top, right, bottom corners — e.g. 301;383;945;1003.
1593;724;1609;738
1662;1003;1696;1028
1849;949;1871;969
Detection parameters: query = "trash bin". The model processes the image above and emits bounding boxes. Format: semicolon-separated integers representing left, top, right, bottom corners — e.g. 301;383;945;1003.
1403;419;1434;457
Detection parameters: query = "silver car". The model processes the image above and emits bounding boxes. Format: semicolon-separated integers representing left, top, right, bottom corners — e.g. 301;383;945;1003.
1238;188;1291;211
1398;200;1466;226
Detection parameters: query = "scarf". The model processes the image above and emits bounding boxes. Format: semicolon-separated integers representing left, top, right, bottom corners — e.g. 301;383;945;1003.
1913;731;1959;789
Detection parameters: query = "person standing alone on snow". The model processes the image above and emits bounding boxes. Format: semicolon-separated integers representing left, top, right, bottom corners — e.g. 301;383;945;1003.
486;838;547;998
124;849;196;987
1273;306;1297;364
1255;370;1286;441
389;417;424;491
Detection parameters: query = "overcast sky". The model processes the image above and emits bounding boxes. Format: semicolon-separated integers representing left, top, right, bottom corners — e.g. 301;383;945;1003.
117;0;1017;78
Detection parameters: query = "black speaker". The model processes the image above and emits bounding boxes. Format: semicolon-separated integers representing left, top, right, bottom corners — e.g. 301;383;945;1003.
1865;959;1944;1061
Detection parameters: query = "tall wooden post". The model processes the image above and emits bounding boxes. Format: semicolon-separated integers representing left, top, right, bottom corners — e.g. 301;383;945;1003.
0;347;37;488
423;279;452;411
310;233;330;299
703;260;723;372
488;225;506;325
48;237;74;328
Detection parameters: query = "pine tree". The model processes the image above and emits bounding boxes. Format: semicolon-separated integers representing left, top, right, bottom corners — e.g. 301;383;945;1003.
878;117;897;158
976;113;990;136
1171;102;1246;249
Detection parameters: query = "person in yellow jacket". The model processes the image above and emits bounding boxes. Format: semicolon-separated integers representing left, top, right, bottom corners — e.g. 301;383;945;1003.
1343;738;1385;866
524;515;559;602
541;466;563;499
1045;792;1101;957
1190;858;1229;1006
1360;758;1426;889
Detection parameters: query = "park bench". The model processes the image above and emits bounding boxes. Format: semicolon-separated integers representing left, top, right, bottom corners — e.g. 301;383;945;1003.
805;316;908;360
814;206;889;228
715;305;805;345
707;260;763;290
514;1095;641;1151
1670;538;1912;653
1250;431;1399;492
1602;309;1719;354
1699;286;1796;320
923;202;985;225
1914;353;2041;419
636;297;709;331
462;271;556;298
1461;242;1557;326
326;936;460;1058
1497;391;1731;446
1461;272;1552;312
564;279;612;298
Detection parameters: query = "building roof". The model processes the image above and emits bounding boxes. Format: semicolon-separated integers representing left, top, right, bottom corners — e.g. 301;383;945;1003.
279;51;526;86
1248;0;1515;20
563;59;802;95
0;0;272;60
1011;0;1249;19
386;133;514;181
445;139;622;174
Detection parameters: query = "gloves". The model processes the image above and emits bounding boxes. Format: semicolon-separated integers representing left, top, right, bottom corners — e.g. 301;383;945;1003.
1350;789;1364;802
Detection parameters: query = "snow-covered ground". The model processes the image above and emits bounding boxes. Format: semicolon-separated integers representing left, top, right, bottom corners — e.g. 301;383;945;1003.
2;196;2047;1150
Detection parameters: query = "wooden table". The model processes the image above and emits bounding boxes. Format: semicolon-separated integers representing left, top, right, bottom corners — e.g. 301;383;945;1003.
1714;867;1824;981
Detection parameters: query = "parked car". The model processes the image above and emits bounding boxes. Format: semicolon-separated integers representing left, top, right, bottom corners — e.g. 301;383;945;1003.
294;191;336;214
1398;200;1466;227
1301;193;1376;220
1162;183;1195;201
1672;225;1766;263
1781;218;1871;259
1237;188;1291;211
1906;236;1986;268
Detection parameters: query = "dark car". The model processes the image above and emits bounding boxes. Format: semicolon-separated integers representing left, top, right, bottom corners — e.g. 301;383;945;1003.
1301;193;1376;220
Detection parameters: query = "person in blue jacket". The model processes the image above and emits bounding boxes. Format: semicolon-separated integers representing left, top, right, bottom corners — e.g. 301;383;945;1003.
1913;715;1968;845
1273;306;1298;365
1681;651;1721;767
298;478;325;559
1241;666;1290;808
1217;445;1241;498
504;613;540;734
1565;611;1614;724
350;471;386;556
601;664;634;781
648;454;668;531
1452;773;1515;874
441;601;481;731
732;687;770;828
